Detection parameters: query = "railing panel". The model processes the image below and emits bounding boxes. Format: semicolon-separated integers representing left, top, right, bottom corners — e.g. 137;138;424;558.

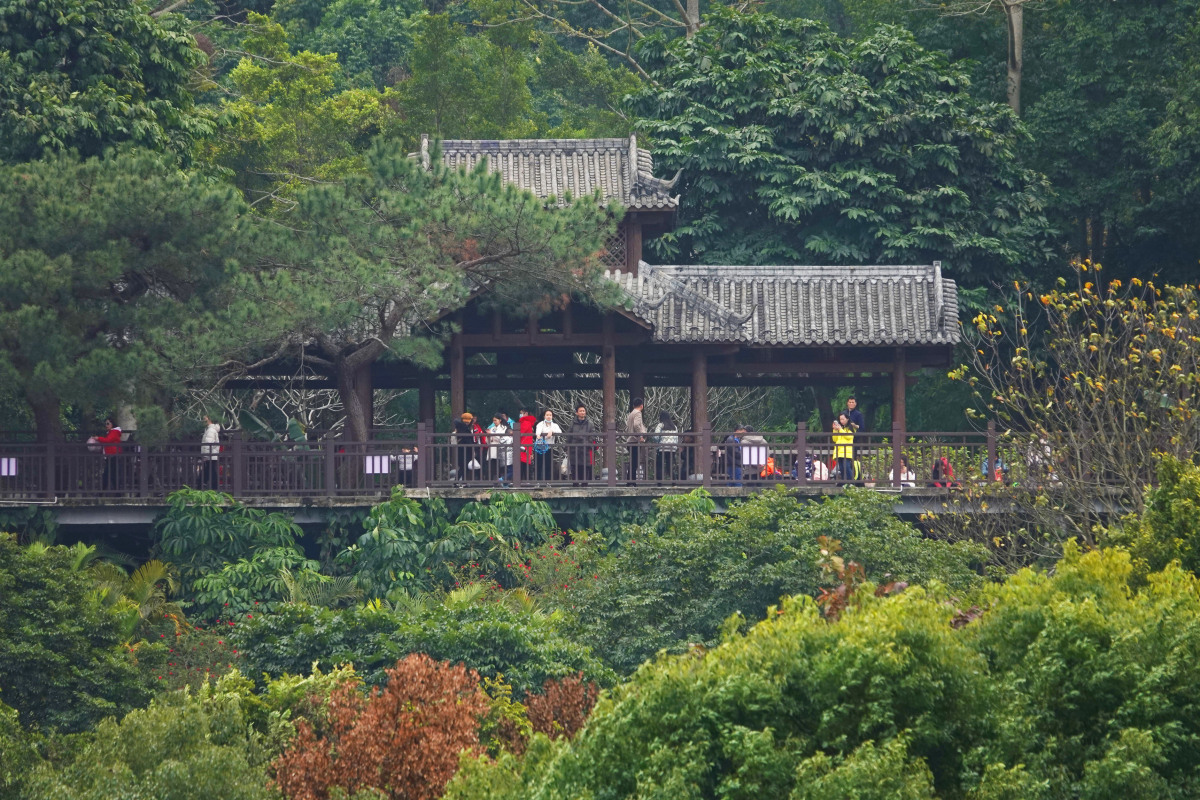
0;429;1045;502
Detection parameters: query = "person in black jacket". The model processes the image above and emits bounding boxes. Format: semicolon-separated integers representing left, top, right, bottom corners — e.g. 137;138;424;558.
845;396;866;432
566;404;596;485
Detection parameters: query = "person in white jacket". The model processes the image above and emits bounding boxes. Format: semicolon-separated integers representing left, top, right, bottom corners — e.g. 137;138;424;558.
201;415;221;490
487;413;514;484
533;410;562;484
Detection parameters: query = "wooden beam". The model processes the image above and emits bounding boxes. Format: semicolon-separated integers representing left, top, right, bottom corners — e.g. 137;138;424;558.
457;333;649;348
639;360;903;375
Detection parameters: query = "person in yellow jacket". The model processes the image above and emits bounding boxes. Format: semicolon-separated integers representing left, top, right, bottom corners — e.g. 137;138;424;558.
832;412;855;484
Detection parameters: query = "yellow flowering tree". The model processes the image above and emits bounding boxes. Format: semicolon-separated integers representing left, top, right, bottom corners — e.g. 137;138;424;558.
950;261;1200;539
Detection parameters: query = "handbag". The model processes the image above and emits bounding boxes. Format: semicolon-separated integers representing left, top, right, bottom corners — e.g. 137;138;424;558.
533;439;551;455
467;458;482;471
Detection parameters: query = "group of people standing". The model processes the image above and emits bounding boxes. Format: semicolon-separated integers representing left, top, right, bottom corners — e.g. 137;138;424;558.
450;398;685;486
451;405;600;486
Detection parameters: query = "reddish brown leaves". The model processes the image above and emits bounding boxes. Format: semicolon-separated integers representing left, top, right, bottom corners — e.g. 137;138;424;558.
273;654;489;800
525;673;600;742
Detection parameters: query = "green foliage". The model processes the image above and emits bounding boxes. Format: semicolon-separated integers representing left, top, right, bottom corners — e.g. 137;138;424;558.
1104;456;1200;581
529;38;640;138
0;506;58;544
0;151;246;440
24;674;277;800
450;547;1200;799
0;0;212;163
204;13;402;207
1019;0;1200;283
155;489;304;581
154;489;307;619
0;534;152;733
541;487;984;674
276;0;423;89
398;13;537;141
630;8;1052;286
191;546;321;622
0;699;37;800
232;594;615;696
340;489;558;598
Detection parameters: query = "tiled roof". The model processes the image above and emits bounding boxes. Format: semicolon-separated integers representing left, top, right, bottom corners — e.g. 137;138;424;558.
607;263;960;346
419;135;679;210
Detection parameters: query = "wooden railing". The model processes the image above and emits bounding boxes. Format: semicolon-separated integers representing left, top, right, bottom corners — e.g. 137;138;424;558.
0;423;1033;502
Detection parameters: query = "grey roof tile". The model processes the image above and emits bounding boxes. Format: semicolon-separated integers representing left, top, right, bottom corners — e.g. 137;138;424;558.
417;135;680;209
607;263;960;346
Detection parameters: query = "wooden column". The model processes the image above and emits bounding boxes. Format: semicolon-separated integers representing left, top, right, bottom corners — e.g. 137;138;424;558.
602;314;616;429
450;336;465;419
891;348;907;430
625;220;643;275
418;372;436;426
691;348;709;432
628;352;645;407
891;348;907;489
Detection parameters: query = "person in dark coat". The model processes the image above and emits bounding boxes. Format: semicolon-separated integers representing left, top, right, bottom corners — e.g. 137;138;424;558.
567;404;596;485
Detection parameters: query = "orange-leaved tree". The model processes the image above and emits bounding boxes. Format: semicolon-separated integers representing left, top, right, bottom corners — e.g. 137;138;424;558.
272;653;489;800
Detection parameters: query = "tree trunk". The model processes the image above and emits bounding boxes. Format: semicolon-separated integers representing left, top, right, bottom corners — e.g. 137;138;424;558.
685;0;700;36
336;362;374;442
1003;0;1023;116
30;392;63;443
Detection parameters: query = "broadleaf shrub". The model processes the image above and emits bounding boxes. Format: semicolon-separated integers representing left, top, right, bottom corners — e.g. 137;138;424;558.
272;653;489;800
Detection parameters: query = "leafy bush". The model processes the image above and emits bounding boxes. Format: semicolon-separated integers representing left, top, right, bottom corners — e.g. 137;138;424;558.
339;489;557;598
272;654;489;800
1104;456;1200;580
154;488;305;583
0;700;36;800
532;487;985;674
24;674;277;800
0;535;152;733
447;547;1200;799
232;594;614;696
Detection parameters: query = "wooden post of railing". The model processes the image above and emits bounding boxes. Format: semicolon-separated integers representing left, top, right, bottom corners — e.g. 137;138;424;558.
892;423;904;489
324;438;337;498
138;442;149;498
605;422;617;488
510;425;522;489
230;432;244;499
700;427;712;487
796;422;807;486
987;420;998;482
45;442;56;500
417;422;430;489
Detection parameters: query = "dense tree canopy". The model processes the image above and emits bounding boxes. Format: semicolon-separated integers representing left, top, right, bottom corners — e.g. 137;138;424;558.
0;0;213;163
0;535;152;733
630;8;1054;287
0;151;246;440
448;546;1200;799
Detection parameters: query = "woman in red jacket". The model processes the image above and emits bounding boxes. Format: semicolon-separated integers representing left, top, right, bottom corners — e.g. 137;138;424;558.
517;406;537;481
95;418;123;490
